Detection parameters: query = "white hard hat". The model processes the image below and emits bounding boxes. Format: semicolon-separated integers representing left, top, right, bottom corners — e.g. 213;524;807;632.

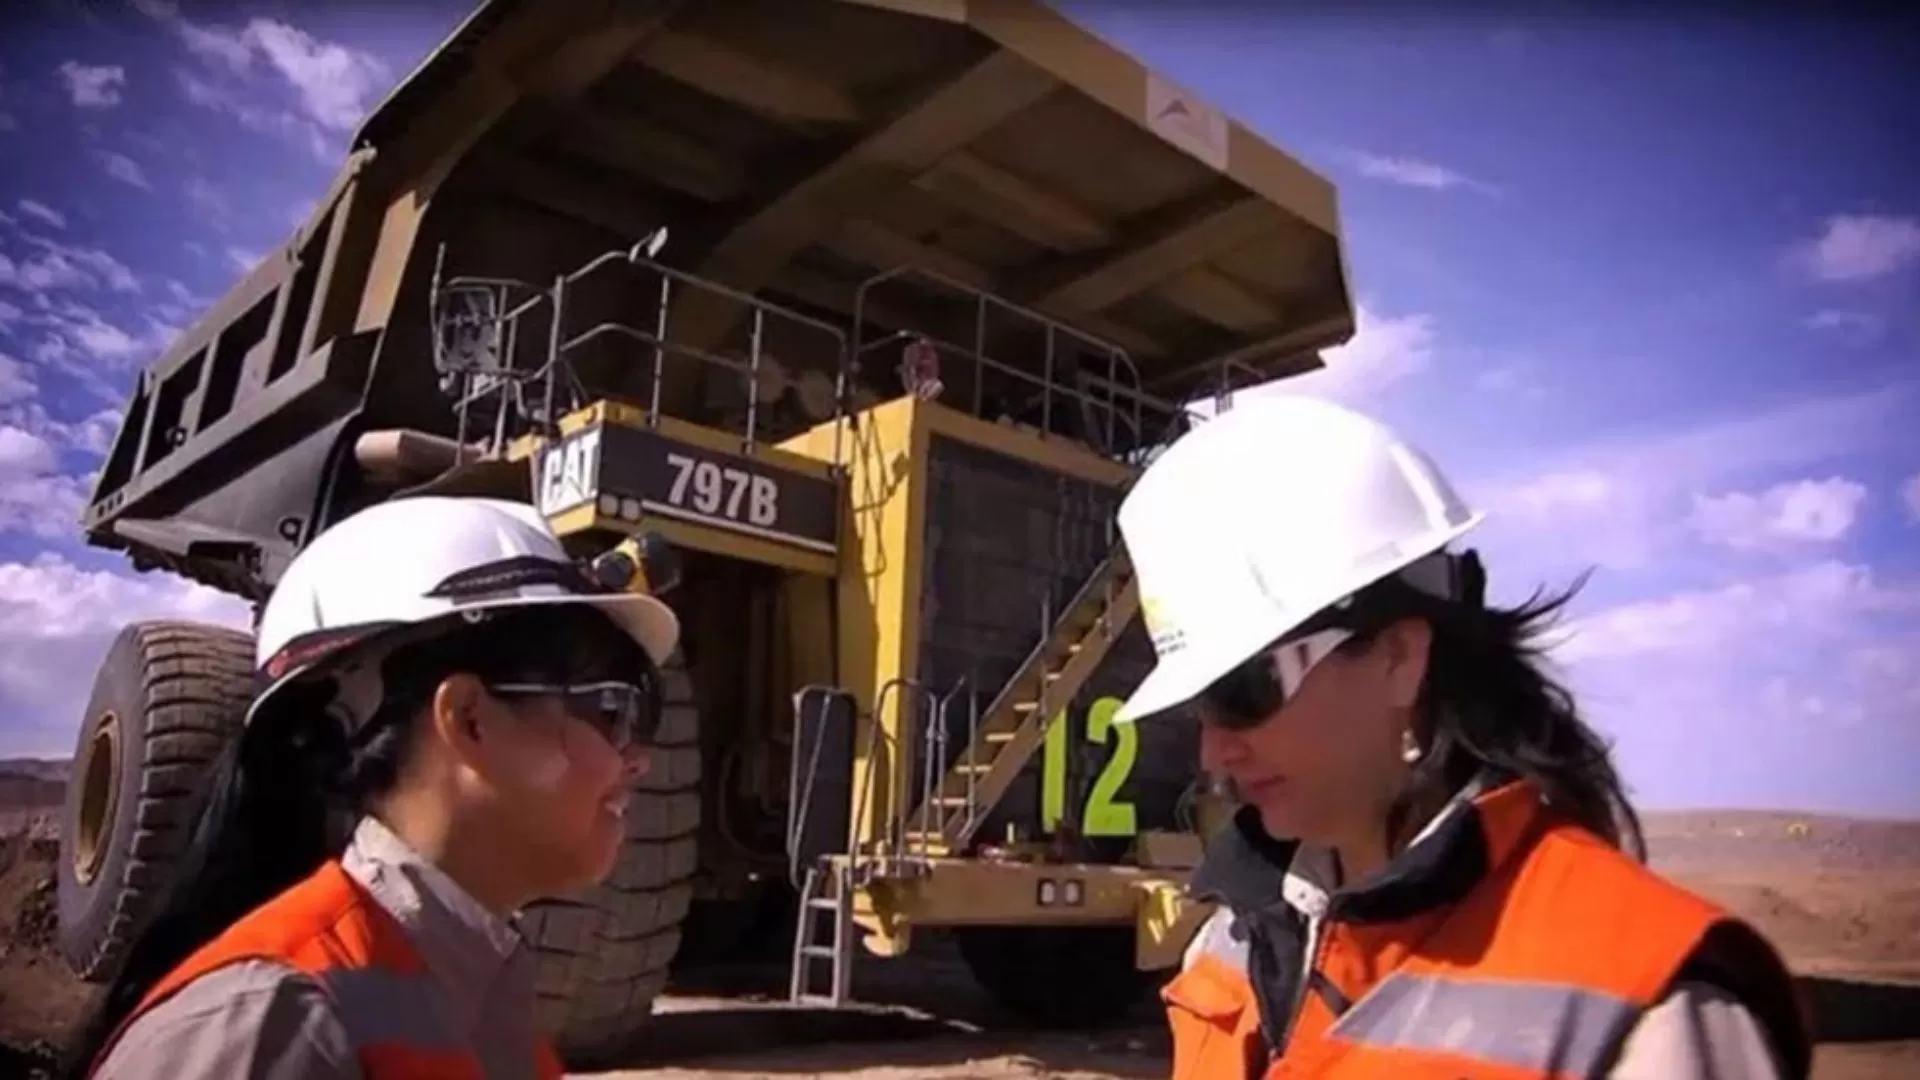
248;496;680;727
1115;395;1483;723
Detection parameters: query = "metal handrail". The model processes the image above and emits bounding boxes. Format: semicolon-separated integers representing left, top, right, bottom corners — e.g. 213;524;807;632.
856;677;939;870
431;240;857;468
549;245;853;456
851;264;1168;462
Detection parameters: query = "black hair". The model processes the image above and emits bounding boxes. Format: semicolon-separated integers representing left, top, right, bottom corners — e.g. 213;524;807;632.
1351;556;1645;862
64;603;652;1074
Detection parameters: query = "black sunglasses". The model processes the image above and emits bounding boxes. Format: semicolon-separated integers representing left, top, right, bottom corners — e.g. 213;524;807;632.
1195;627;1354;731
486;678;660;751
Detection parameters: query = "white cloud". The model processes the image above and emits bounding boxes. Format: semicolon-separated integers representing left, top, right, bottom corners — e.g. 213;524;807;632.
149;278;208;328
3;402;121;458
98;150;151;190
1487;467;1666;573
1260;304;1436;407
176;70;333;163
60;314;165;365
16;200;66;229
1839;634;1920;723
1347;151;1497;194
0;424;88;539
1687;476;1868;552
0;235;140;294
1552;556;1920;812
179;22;257;71
1559;559;1914;665
1472;364;1548;399
68;410;119;456
0;424;55;474
1904;473;1920;523
183;175;230;222
1;291;173;399
1799;213;1920;282
237;20;390;132
57;62;127;109
23;303;177;386
1478;382;1910;560
226;246;263;273
0;352;34;403
0;554;251;756
172;16;390;160
1507;469;1615;519
1804;308;1883;343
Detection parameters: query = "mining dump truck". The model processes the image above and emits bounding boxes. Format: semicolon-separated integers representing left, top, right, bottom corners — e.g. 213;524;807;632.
55;0;1353;1064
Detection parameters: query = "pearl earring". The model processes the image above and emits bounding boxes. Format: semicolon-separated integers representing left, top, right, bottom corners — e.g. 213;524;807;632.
1400;729;1423;764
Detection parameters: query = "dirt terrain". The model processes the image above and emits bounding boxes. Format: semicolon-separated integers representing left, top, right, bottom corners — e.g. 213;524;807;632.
1;771;1915;1079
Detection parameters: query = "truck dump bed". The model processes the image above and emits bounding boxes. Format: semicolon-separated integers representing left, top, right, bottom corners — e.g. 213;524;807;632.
83;0;1353;595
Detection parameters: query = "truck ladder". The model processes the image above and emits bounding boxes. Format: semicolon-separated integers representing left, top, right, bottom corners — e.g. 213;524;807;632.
913;548;1140;851
789;859;854;1007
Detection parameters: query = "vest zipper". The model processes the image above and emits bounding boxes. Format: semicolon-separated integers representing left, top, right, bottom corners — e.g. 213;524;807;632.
1263;898;1338;1063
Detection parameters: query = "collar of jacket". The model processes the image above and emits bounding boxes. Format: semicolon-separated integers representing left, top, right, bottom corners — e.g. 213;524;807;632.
341;815;536;1034
1188;772;1556;924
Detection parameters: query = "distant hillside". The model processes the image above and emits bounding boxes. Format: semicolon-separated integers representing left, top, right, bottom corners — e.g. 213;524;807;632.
0;759;70;785
0;760;67;832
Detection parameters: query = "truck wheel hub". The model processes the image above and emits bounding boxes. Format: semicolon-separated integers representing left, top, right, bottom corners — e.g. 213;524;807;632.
72;712;123;887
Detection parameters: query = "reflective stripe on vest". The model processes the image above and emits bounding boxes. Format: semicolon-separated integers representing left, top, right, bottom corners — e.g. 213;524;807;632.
1324;971;1637;1076
1160;781;1806;1080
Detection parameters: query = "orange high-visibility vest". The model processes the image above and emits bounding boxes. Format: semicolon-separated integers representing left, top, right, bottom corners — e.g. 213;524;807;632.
90;859;565;1079
1163;780;1811;1080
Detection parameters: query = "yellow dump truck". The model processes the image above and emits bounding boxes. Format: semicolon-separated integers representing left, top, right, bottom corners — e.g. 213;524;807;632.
55;0;1353;1065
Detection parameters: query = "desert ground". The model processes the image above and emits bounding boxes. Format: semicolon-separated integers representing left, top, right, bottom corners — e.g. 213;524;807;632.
3;760;1917;1079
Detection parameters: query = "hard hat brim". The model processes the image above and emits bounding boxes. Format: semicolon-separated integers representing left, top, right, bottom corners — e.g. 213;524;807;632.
1112;648;1222;727
1113;512;1485;725
242;590;681;729
489;589;682;669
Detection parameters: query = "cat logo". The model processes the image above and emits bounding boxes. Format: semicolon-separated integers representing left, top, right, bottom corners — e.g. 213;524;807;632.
536;428;602;516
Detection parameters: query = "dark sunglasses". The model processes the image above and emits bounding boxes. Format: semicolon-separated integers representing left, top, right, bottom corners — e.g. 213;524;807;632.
486;678;660;751
1195;627;1354;731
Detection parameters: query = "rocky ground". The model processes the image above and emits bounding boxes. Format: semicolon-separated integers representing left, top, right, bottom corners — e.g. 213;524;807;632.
2;777;1916;1079
0;831;93;1078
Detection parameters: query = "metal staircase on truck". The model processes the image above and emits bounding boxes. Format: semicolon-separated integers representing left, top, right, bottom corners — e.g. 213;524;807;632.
910;547;1141;853
776;263;1172;1007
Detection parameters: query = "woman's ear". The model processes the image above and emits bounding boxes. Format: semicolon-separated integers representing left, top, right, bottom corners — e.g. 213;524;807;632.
1378;617;1433;711
428;673;491;765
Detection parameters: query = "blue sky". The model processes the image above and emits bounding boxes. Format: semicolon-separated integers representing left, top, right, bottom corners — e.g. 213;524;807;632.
0;3;1915;815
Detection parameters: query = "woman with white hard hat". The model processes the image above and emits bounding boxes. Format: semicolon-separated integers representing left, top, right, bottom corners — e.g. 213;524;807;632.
68;496;680;1079
1121;396;1810;1080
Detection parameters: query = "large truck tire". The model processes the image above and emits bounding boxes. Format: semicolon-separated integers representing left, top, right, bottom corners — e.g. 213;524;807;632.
57;620;254;981
955;924;1158;1028
524;652;701;1067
